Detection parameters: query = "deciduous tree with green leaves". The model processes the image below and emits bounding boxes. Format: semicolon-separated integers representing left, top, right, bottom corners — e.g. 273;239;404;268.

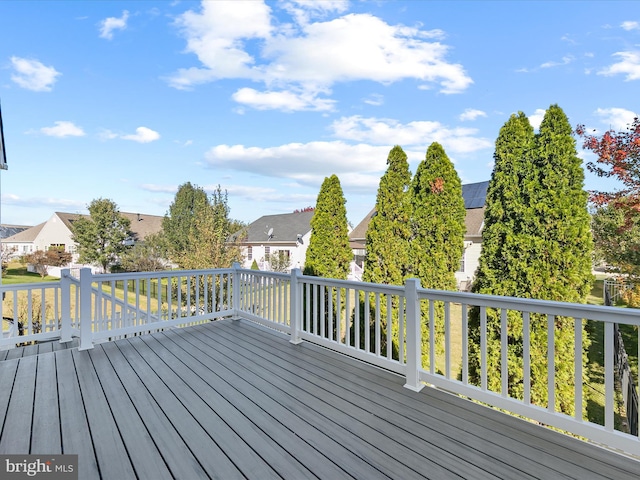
161;183;242;269
71;198;132;273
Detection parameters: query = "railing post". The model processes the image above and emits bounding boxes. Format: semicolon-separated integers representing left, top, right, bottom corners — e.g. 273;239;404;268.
231;262;241;320
404;278;424;392
78;268;94;350
59;268;72;343
290;268;303;345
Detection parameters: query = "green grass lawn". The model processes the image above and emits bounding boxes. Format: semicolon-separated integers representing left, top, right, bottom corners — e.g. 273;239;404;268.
2;262;59;284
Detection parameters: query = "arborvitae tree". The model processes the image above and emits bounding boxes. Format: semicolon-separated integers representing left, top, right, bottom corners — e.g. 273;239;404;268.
303;175;352;340
303;174;352;279
360;146;412;357
410;142;466;289
410;142;466;369
363;145;412;285
71;198;132;273
531;104;593;303
530;105;592;415
469;107;592;416
471;113;536;297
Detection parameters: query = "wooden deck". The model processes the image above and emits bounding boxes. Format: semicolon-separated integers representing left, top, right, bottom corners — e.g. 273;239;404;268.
0;318;638;479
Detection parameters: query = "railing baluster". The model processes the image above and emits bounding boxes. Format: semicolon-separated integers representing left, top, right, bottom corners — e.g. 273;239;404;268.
374;293;380;356
501;308;508;397
480;306;487;391
548;314;555;413
429;299;435;374
523;311;531;405
605;321;614;431
461;303;468;384
574;317;583;421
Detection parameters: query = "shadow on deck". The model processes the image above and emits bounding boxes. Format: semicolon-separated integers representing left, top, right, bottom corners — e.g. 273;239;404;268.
0;318;638;479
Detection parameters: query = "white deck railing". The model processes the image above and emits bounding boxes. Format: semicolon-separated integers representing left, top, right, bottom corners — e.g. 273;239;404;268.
0;264;639;456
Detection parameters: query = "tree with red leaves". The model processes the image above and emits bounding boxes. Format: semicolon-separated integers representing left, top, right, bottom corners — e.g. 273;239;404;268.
577;117;640;280
576;117;640;211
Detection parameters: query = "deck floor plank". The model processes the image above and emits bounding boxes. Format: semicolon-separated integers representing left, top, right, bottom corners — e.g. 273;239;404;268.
55;349;100;480
86;345;179;480
0;358;19;436
219;320;634;480
71;348;137;480
31;352;61;454
0;355;37;454
0;318;638;480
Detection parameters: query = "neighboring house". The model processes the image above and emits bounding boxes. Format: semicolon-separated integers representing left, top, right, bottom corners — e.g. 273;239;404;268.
349;180;489;290
1;211;164;262
232;211;314;272
0;224;31;240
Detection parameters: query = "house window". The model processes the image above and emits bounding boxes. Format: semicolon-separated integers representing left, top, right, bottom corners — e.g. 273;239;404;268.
247;246;252;260
457;252;466;273
265;246;270;256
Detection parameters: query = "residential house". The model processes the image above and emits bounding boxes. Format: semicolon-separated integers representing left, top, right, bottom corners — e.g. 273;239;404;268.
233;211;314;271
349;180;489;290
2;211;163;265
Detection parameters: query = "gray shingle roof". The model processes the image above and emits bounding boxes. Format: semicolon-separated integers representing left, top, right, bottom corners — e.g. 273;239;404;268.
236;211;314;243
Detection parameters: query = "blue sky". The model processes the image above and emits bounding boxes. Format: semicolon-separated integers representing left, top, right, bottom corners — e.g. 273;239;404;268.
0;0;638;228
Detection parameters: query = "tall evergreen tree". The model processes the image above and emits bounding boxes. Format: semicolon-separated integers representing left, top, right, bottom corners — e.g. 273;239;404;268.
469;106;592;416
303;175;352;340
360;146;412;357
471;113;536;297
410;142;466;290
532;104;593;303
303;174;352;279
363;145;412;285
410;142;466;369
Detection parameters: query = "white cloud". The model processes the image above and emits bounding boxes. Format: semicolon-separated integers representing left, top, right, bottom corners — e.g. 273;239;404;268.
99;10;129;40
459;109;487;122
10;56;61;92
594;107;638;130
529;109;546;130
621;21;640;31
231;87;335;112
330;116;492;154
599;51;640;81
204;141;393;193
169;2;472;107
280;0;349;25
540;55;575;69
363;94;384;106
40;121;85;137
121;126;160;143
